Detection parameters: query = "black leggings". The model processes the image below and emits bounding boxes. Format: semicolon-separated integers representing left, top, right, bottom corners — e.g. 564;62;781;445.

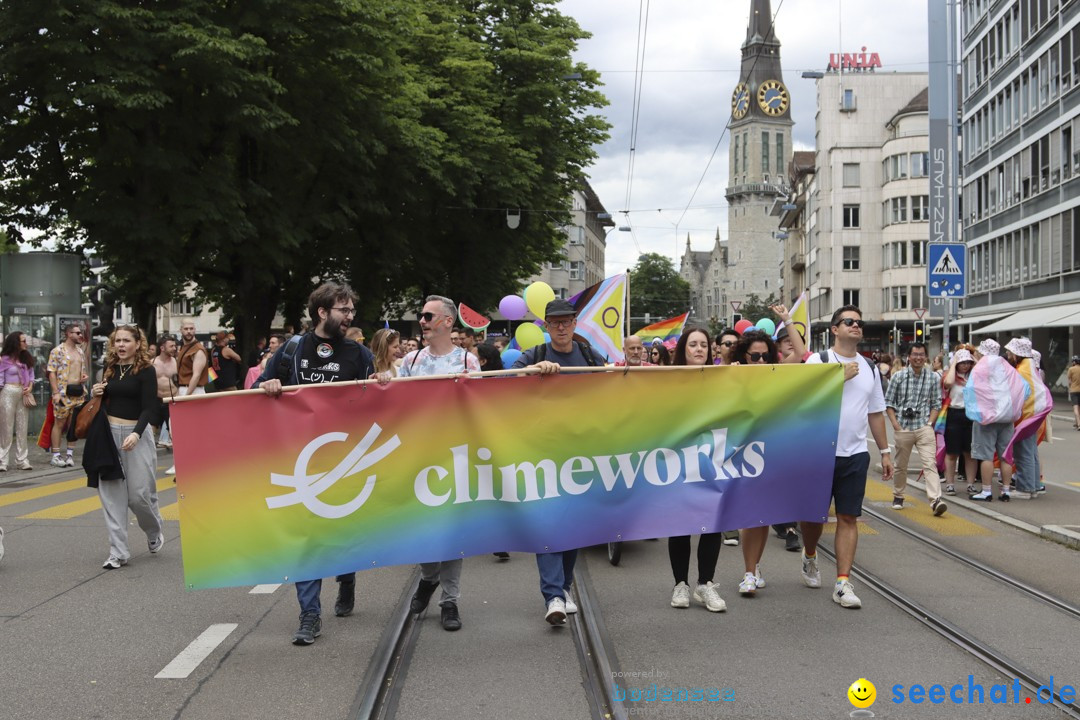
668;533;722;586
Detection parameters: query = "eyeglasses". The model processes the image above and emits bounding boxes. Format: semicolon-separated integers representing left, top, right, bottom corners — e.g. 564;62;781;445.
330;307;356;317
419;312;447;322
747;352;769;362
546;318;574;329
837;318;865;328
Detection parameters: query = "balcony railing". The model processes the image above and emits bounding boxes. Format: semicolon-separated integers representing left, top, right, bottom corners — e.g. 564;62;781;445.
790;253;806;270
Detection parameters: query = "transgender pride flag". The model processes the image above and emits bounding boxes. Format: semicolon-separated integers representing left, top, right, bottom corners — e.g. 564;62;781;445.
634;312;690;344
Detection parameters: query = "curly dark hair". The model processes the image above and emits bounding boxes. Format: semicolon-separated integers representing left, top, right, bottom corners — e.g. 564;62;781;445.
672;326;714;366
733;331;779;365
0;331;35;368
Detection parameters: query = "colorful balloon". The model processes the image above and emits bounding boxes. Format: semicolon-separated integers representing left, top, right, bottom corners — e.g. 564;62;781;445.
755;318;776;336
499;294;527;321
500;348;522;367
515;322;545;350
524;281;556;319
734;319;754;334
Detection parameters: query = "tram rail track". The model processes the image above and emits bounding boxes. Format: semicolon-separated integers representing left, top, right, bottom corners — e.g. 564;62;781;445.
347;556;627;720
818;516;1080;719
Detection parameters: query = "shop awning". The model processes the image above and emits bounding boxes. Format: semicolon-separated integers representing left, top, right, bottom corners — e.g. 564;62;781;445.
970;303;1080;334
928;311;1012;331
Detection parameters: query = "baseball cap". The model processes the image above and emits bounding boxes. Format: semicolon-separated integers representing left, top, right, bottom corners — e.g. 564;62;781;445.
544;299;577;318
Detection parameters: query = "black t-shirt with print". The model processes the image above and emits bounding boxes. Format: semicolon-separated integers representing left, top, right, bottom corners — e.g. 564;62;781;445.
295;334;374;385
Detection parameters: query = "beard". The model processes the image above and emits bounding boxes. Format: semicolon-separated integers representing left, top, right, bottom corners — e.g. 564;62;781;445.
319;320;346;342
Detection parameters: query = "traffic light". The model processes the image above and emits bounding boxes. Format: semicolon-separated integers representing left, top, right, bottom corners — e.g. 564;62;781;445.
915;321;925;339
732;313;742;326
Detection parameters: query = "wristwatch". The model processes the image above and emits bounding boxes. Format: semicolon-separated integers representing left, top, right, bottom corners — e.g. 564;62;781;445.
878;447;892;454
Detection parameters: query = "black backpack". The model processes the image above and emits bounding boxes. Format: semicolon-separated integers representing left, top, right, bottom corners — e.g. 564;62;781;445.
818;350;879;382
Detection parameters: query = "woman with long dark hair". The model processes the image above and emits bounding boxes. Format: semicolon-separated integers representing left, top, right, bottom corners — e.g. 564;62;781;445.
667;326;726;613
89;325;165;569
650;342;672;366
730;331;781;596
0;331;36;471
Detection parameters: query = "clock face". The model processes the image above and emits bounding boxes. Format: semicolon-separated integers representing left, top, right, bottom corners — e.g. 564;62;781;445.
757;79;789;116
731;83;750;120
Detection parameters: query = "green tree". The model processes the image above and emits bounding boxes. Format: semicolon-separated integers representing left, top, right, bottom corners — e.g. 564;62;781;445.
628;253;691;332
737;293;780;327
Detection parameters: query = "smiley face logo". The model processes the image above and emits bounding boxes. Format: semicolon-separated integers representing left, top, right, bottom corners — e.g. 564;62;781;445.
847;678;876;709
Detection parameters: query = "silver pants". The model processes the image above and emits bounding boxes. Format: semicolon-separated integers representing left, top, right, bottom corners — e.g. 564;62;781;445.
98;422;163;560
0;384;29;467
419;559;463;606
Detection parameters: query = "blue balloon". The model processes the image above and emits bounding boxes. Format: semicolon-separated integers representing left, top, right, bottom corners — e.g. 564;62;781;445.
755;318;776;336
500;348;522;367
543;332;551;343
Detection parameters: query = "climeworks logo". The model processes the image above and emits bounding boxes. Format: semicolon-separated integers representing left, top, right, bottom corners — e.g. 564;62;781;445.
266;424;401;519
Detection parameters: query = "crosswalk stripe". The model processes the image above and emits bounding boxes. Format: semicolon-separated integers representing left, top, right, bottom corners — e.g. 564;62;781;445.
864;478;990;536
19;477;176;520
249;584;281;594
0;478;88;508
155;624;238;679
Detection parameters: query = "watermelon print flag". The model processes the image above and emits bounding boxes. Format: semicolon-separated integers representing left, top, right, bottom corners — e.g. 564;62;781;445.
568;274;627;362
634;312;689;344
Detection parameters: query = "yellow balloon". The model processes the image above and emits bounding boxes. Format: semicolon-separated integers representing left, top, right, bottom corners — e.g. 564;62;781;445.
524;281;556;319
515;323;545;350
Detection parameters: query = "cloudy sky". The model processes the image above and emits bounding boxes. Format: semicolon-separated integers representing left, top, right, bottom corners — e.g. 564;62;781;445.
558;0;930;277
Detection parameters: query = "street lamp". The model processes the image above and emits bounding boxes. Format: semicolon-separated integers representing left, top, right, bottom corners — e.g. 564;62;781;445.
802;71;825;79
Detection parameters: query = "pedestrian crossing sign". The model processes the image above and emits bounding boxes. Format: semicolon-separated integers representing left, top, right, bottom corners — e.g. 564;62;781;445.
927;243;966;298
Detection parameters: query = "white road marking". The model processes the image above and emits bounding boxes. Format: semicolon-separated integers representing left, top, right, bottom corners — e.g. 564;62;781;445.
249;584;281;594
155;623;238;679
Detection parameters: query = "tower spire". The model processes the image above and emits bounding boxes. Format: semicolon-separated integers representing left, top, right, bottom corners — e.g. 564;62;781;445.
744;0;777;48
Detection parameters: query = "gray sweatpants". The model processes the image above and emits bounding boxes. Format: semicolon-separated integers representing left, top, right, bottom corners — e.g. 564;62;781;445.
98;422;163;561
420;559;463;606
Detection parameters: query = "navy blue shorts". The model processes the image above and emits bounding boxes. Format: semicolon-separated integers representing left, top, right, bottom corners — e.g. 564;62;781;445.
832;452;870;517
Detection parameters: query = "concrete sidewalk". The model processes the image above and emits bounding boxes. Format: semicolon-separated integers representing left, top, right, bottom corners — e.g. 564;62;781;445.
0;433;173;487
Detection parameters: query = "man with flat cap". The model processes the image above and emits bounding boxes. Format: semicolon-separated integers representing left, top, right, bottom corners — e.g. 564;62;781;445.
511;298;604;625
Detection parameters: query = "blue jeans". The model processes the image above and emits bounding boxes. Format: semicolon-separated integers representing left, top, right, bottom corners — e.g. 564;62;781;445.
536;550;577;604
295;573;355;616
1010;434;1040;493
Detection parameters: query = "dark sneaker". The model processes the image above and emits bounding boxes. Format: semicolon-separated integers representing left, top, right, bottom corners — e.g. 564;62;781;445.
784;529;801;552
292;613;321;645
440;603;462;631
891;496;904;510
944;484;956;496
410;578;440;614
492;552;510;560
931;499;948;517
334;579;355;617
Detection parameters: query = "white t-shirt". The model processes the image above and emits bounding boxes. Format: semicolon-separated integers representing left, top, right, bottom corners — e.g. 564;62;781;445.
399;346;480;378
806;349;887;457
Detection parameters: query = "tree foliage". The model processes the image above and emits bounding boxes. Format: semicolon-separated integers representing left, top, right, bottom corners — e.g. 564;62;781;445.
0;0;608;357
628;253;691;332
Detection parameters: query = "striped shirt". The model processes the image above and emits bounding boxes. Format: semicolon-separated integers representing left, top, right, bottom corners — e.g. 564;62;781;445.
884;366;942;430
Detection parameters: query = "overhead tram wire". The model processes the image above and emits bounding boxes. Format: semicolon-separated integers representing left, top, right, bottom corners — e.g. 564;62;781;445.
672;0;788;234
621;0;651;256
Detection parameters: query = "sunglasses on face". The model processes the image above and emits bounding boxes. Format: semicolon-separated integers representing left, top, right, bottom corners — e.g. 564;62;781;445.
720;341;736;347
419;312;445;322
837;318;865;328
747;352;769;362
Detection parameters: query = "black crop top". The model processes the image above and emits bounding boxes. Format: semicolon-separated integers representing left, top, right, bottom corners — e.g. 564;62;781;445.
104;365;160;437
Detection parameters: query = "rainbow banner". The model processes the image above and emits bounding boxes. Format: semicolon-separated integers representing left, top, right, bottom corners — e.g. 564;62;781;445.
635;312;690;344
171;366;843;589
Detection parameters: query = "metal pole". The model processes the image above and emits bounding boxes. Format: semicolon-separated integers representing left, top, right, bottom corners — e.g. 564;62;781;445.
942;0;957;353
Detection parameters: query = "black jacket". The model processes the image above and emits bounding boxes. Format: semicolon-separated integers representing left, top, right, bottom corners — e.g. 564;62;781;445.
82;408;125;488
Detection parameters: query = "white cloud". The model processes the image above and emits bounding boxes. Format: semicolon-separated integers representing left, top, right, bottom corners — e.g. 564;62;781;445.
560;0;929;276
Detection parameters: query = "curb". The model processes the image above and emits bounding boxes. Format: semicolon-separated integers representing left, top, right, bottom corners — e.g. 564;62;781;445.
0;446;173;489
875;466;1073;551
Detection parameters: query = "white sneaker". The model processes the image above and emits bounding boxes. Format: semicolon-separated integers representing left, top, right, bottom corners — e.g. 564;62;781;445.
722;535;740;546
564;591;578;615
17;461;31;470
754;564;766;588
49;456;66;468
693;581;727;612
545;597;567;625
969;490;993;501
102;556;128;570
0;526;5;563
148;533;165;553
64;455;75;467
166;466;176;475
801;552;821;588
738;572;757;596
670;581;691;608
832;579;862;608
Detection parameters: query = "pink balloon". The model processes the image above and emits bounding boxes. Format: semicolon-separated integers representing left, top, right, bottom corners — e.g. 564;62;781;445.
734;319;754;334
499;295;527;321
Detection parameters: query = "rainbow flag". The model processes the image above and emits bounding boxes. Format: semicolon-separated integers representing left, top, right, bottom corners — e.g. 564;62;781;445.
569;274;627;362
171;365;844;589
207;366;218;383
635;312;689;344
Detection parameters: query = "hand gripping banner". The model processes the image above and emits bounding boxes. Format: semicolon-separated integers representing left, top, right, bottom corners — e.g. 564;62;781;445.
171;365;843;589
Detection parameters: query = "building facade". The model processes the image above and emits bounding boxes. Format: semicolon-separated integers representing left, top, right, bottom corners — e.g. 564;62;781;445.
960;0;1080;385
527;181;610;301
779;71;930;352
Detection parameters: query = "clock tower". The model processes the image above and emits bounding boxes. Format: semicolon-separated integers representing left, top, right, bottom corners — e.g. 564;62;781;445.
725;0;793;305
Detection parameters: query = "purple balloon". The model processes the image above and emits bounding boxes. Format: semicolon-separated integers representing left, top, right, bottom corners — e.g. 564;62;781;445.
499;295;527;321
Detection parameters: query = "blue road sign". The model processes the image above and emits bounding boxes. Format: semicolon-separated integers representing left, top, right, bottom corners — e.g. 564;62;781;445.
927;243;966;298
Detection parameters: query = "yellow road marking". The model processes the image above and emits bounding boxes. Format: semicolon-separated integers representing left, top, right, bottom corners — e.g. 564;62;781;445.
864;479;990;536
822;518;879;535
0;478;88;508
160;501;180;521
1069;482;1080;488
19;477;176;519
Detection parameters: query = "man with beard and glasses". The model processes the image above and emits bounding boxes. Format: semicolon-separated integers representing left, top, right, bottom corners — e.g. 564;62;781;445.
399;295;481;632
256;281;380;646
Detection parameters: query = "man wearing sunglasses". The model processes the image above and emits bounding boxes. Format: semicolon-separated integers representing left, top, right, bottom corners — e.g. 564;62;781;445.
399;295;480;632
256;281;377;646
802;305;893;609
714;329;739;366
46;321;88;468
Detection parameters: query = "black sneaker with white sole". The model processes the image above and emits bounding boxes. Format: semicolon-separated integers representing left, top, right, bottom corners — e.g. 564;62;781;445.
292;613;321;645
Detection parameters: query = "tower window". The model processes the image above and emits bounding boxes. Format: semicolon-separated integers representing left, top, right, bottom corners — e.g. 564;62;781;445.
776;134;784;175
762;131;769;177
